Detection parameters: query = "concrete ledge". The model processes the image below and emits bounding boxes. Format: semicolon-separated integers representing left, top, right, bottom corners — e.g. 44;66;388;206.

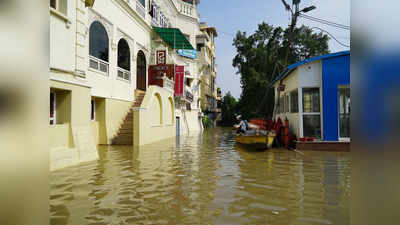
296;141;350;152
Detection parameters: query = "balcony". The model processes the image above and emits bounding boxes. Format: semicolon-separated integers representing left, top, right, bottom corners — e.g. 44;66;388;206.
197;47;211;65
172;0;199;19
163;76;174;92
151;17;159;27
185;90;194;102
117;67;131;82
89;56;109;76
135;0;146;18
184;85;194;102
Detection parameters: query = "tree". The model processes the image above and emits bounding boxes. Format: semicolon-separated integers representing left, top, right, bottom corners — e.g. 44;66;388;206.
220;91;238;126
232;23;329;119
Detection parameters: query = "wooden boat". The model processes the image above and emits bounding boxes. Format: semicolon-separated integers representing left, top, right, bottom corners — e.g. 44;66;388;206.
235;132;276;150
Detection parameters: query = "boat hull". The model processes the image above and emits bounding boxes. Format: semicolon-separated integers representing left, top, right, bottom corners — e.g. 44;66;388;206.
235;134;275;150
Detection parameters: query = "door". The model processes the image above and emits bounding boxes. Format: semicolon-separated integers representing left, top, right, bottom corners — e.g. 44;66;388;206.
176;116;180;136
338;86;350;140
136;50;146;91
50;92;56;125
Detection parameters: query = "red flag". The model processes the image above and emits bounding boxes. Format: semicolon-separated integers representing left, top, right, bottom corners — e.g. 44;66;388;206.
174;65;184;97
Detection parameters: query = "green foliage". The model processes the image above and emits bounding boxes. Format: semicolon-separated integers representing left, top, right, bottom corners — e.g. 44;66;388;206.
202;115;214;129
220;91;238;126
232;23;330;119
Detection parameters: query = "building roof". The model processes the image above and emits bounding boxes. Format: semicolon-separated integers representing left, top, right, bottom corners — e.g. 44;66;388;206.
270;50;350;87
199;22;218;37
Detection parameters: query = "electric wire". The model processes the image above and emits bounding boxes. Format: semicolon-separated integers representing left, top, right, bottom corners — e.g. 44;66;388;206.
310;27;350;48
299;14;350;30
300;13;350;29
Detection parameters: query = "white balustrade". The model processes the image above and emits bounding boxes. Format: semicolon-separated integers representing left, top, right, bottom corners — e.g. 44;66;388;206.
163;76;175;91
136;0;146;18
89;56;109;75
117;67;131;82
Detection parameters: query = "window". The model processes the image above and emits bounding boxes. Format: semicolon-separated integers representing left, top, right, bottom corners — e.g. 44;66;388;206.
50;0;56;9
91;99;95;121
50;92;56;125
290;90;298;113
117;39;131;81
89;22;109;62
50;0;67;15
303;115;321;139
196;43;204;51
302;88;320;112
138;0;145;7
89;21;109;74
279;96;284;113
211;78;215;93
302;88;321;138
149;3;154;17
285;94;290;112
185;78;191;86
338;86;350;138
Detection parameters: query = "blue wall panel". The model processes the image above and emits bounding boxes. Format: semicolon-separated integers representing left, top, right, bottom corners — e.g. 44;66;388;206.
322;54;350;141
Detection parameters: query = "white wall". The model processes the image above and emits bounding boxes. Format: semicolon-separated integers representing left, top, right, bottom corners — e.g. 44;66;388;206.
85;1;152;102
297;61;323;139
50;0;76;73
275;69;300;137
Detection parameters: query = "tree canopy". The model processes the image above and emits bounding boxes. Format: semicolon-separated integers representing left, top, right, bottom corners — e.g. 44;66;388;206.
232;23;329;119
220;91;238;126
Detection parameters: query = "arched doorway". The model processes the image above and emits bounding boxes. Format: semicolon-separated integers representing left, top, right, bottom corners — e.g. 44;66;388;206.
136;50;147;91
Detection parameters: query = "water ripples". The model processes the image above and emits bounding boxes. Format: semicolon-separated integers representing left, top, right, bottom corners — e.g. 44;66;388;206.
51;128;350;225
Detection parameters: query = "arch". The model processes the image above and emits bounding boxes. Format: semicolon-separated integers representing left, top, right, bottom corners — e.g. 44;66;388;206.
117;38;130;71
151;93;163;125
168;97;174;125
136;50;147;91
89;21;109;62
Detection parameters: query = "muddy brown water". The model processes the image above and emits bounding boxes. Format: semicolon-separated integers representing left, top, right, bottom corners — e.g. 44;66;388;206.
50;128;350;225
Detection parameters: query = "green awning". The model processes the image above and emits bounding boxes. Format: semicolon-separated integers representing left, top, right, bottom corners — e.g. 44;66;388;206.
153;27;194;50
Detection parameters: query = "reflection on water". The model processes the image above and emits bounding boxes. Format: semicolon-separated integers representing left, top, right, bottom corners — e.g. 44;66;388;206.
50;128;350;225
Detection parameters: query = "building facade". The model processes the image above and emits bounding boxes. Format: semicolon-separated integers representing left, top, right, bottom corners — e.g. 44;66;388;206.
50;0;216;170
197;22;220;124
273;51;350;142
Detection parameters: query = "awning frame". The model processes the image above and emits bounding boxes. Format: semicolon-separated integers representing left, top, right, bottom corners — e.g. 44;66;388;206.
153;27;195;50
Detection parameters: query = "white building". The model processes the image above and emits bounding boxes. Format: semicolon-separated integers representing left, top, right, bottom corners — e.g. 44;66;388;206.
50;0;214;170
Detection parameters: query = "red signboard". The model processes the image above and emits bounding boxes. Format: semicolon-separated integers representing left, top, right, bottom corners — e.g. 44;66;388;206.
148;64;175;87
174;65;184;97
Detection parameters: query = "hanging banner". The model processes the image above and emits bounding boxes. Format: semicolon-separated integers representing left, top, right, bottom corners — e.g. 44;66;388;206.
177;49;197;59
174;65;184;97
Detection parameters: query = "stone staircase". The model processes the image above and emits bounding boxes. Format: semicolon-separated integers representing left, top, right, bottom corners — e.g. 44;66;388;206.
111;92;145;145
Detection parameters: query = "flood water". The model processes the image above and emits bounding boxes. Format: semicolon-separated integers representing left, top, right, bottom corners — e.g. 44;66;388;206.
50;128;351;225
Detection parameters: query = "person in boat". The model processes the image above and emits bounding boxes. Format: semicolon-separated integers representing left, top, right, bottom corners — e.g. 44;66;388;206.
235;115;249;134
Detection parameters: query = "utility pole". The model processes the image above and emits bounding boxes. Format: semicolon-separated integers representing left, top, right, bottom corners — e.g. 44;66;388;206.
281;0;300;68
273;1;315;118
281;0;316;68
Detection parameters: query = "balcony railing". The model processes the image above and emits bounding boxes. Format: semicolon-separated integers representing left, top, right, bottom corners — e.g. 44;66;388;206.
151;17;159;27
163;76;174;92
136;0;146;18
117;67;131;82
89;56;109;75
185;90;194;102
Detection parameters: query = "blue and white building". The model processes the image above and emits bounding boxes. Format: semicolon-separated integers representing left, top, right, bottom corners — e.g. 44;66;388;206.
273;51;350;142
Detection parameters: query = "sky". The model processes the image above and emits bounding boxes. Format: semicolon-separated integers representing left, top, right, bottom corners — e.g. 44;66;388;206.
198;0;350;99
